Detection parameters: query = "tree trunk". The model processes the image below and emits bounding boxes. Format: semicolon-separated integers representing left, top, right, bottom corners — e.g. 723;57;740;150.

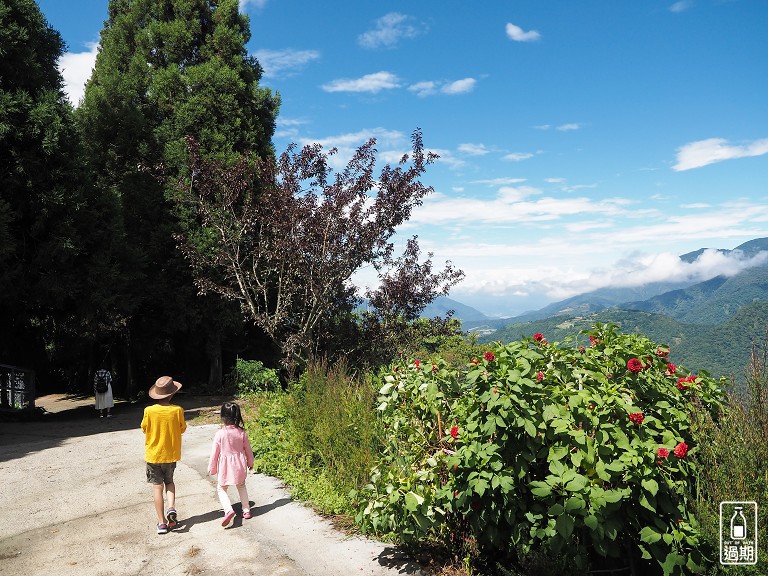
207;330;223;390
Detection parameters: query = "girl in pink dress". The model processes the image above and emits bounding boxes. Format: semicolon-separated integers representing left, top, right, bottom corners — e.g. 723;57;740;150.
207;402;255;527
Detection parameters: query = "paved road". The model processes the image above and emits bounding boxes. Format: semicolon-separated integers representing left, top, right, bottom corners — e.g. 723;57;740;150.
0;396;423;576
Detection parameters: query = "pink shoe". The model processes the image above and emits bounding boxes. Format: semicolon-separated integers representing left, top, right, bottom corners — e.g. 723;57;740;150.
242;510;252;519
222;510;236;527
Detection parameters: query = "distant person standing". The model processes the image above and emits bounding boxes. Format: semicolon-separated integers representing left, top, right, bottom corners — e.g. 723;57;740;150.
93;367;114;418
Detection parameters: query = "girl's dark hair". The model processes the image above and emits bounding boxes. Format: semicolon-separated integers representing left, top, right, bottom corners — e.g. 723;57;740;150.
220;402;244;428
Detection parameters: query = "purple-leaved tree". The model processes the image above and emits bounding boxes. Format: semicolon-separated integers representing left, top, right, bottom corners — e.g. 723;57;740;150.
175;129;463;369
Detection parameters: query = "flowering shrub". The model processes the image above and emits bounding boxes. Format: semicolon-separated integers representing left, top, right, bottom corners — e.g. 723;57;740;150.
356;323;725;574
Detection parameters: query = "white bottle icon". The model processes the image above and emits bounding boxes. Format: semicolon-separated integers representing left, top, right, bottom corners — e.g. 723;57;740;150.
731;506;747;540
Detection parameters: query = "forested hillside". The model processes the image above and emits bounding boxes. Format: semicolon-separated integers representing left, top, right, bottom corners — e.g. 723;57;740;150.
481;301;768;382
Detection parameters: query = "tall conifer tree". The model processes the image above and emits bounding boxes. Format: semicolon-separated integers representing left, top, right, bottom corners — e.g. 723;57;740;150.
0;0;101;379
76;0;278;392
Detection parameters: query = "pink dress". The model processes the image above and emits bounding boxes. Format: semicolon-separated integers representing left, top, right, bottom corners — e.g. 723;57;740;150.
207;425;255;486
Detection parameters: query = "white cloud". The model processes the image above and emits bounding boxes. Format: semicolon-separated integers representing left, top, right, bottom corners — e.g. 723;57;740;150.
408;81;437;97
442;78;476;94
252;49;320;78
322;71;401;93
409;78;477;96
497;186;541;203
427;148;466;170
301;128;404;150
545;177;565;183
277;117;310;127
408;188;627;227
534;124;552;130
471;177;527;186
298;128;406;170
669;0;693;13
503;152;534;162
458;143;491;156
557;123;581;131
673;137;768;171
358;12;421;49
506;23;541;42
402;197;768;314
239;0;267;10
58;42;99;107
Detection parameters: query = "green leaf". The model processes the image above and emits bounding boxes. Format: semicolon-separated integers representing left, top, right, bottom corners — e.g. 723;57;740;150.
662;551;684;576
555;514;575;539
639;492;656;512
584;515;599;530
404;491;424;512
595;459;611;481
603;489;624;503
640;526;662;544
641;478;659;496
565;474;588;492
549;445;568;461
474;478;490;496
529;481;551;498
379;382;394;394
524;419;537;437
565;495;585;514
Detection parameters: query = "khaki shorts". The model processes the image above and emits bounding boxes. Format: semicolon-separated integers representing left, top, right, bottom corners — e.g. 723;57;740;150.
146;462;176;485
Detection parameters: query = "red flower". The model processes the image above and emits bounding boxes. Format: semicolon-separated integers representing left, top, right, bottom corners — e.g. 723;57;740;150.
665;363;676;376
677;374;696;390
533;333;544;342
484;351;495;362
578;346;586;353
471;357;479;365
589;335;597;347
627;358;644;373
656;347;669;358
536;371;544;382
450;426;459;438
493;389;498;394
629;412;644;425
414;359;420;368
656;447;670;459
454;491;459;498
673;442;688;458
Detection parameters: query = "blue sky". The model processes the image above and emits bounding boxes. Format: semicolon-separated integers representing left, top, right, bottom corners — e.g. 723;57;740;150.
39;0;768;316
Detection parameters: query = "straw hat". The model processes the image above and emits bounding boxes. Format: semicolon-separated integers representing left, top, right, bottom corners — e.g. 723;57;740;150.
149;375;182;400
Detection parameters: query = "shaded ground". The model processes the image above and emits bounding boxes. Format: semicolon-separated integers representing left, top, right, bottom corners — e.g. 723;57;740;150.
0;394;424;576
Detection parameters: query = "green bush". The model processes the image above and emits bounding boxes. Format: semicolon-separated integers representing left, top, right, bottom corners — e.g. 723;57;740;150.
246;358;383;517
692;336;768;575
356;323;726;575
289;357;383;496
230;358;280;394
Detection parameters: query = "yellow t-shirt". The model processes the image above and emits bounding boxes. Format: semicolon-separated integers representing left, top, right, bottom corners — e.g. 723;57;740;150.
141;403;186;463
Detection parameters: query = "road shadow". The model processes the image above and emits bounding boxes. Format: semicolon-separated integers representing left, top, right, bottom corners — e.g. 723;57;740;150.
251;497;292;517
171;509;223;533
0;393;234;464
375;547;427;575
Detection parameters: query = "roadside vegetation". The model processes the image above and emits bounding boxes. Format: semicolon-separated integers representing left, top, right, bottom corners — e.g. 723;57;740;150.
231;325;768;576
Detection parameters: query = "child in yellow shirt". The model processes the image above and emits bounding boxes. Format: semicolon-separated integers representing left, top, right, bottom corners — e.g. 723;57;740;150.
141;376;186;534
